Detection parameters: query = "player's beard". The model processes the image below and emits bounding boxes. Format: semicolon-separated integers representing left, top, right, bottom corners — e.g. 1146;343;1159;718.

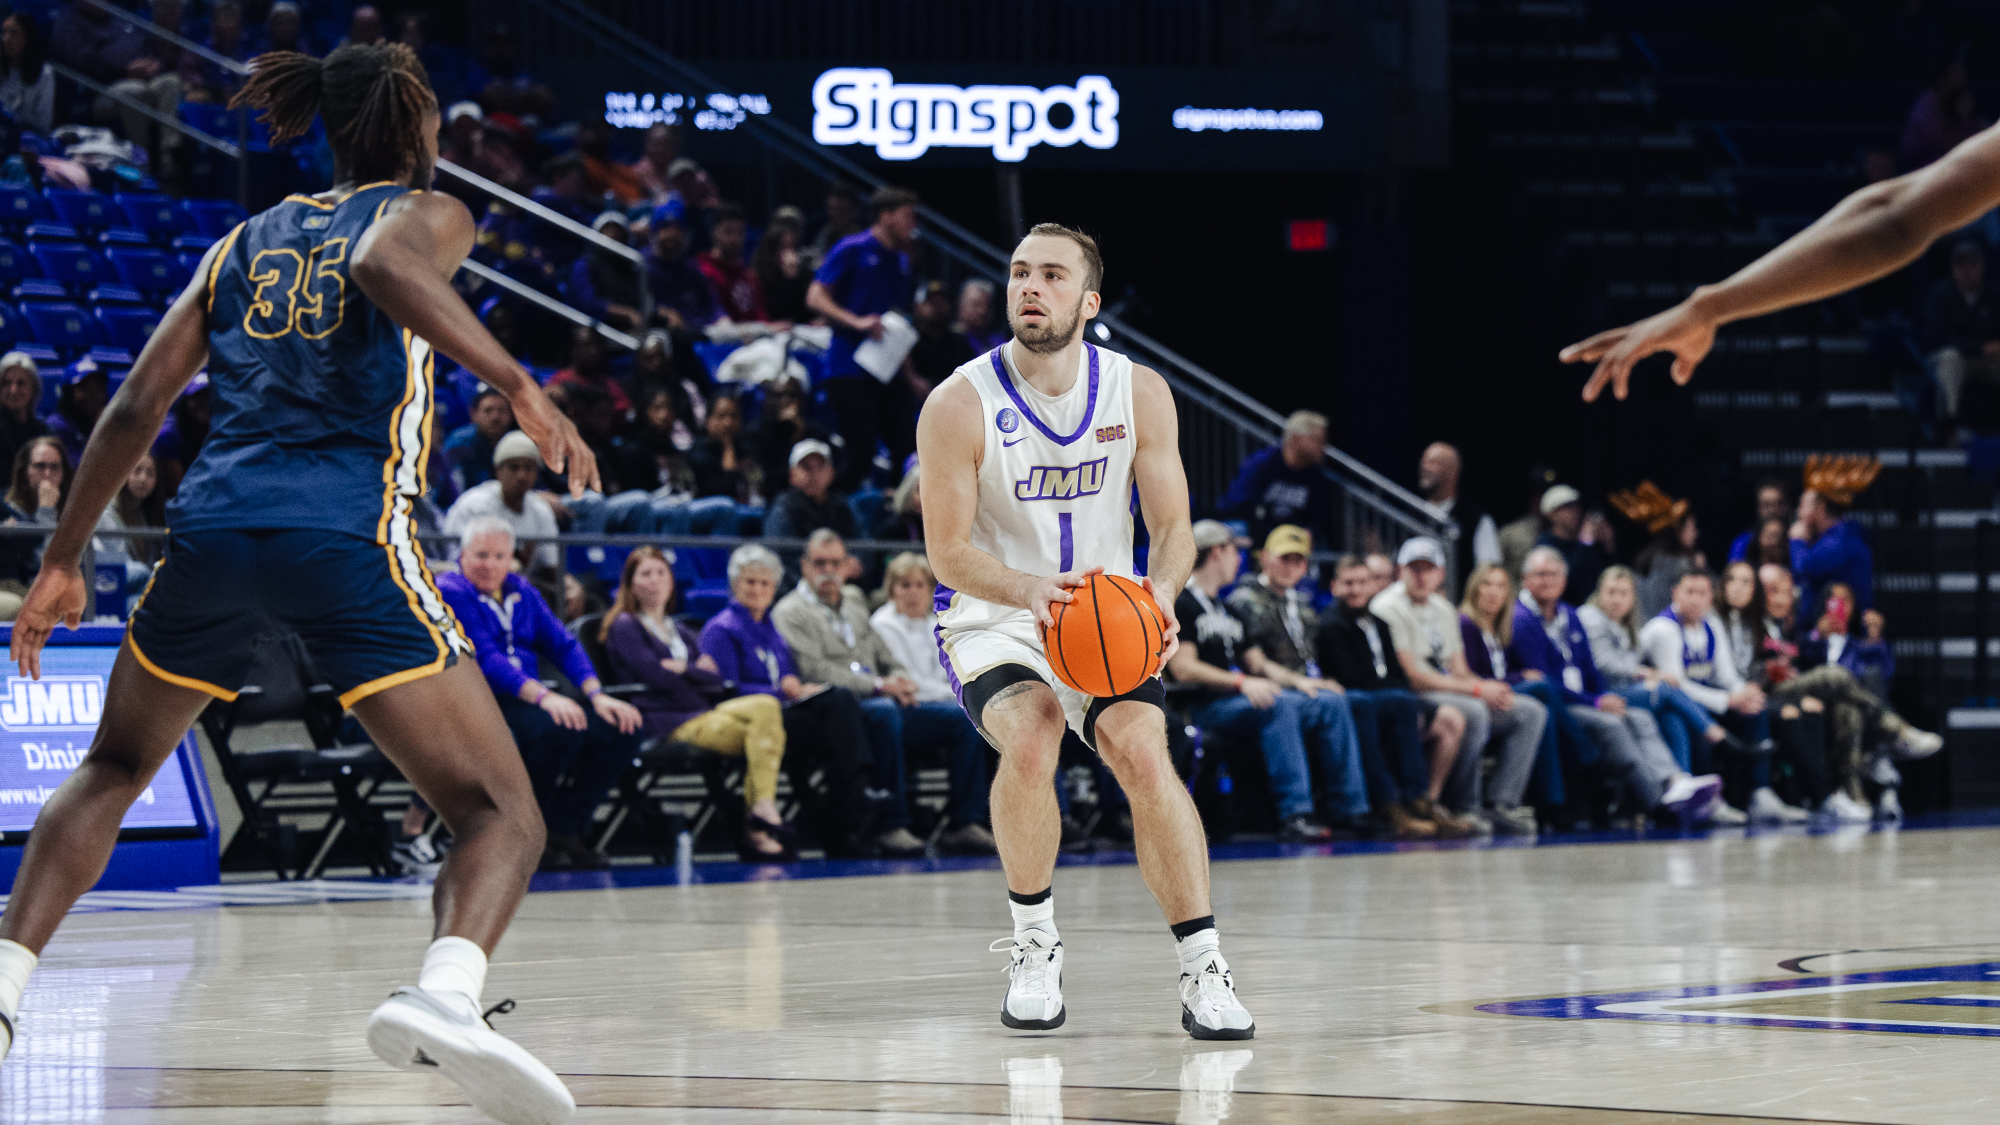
1010;294;1085;355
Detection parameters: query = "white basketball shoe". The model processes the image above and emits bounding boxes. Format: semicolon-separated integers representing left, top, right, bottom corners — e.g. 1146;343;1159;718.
366;986;575;1125
992;930;1066;1030
1180;951;1255;1041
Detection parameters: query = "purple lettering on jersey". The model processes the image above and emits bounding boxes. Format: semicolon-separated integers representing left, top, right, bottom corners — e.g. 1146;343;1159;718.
1058;512;1073;572
1013;457;1108;502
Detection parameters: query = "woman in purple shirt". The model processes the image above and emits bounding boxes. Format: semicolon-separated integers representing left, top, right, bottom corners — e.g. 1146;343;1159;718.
697;543;884;857
600;547;791;860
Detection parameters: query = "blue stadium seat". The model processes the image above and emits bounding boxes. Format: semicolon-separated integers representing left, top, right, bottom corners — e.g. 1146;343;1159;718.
95;306;158;352
25;223;77;243
0;185;47;230
86;285;145;306
29;242;103;291
0;238;32;287
47;190;115;232
86;346;132;368
11;280;64;301
20;302;99;354
97;228;149;248
117;193;183;241
681;584;730;620
107;247;187;295
180;198;246;237
173;249;206;278
170;234;214;253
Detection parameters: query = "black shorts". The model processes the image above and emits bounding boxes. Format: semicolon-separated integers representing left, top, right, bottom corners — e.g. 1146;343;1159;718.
128;528;472;708
961;662;1167;752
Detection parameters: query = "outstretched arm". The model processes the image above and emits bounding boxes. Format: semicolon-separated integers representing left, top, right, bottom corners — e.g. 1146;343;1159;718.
351;190;596;494
7;241;221;675
918;374;1100;630
1561;120;2000;402
1131;364;1191;663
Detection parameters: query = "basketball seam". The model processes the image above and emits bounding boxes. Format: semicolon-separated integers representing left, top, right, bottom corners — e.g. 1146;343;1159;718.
1092;575;1117;696
1106;575;1155;689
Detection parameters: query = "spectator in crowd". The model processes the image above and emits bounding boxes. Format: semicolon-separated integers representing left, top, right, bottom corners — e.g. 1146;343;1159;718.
888;466;923;541
1363;552;1396;599
0;434;68;615
1218;410;1337;548
645;198;721;335
751;378;827;499
1612;481;1704;620
808;185;922;492
777;531;993;855
440;100;526;191
566;212;644;332
1638;570;1821;823
438;517;644;872
0;13;52;134
1418;441;1499;596
469;28;553;122
1534;484;1608;608
94;450;163;587
1579;566;1743;821
54;0;182;167
690;391;764;505
665;157;721;233
1317;554;1445;839
548;325;632;421
699;202;782;329
444;388;513;499
0;353;48;478
1512;547;1724;824
1740;518;1790;570
630;123;681;205
1370;536;1545;833
1173;522;1358;842
1901;56;1986;172
261;1;309;55
1497;465;1560;579
911;279;973;385
530;157;600;263
629;329;706;436
1729;479;1794;563
1920;239;2000;429
699;543;884;856
46;363;108;465
574;122;642;206
1457;562;1564;815
753;206;812;324
956;278;1007;354
1717;561;1770;688
341;3;385;47
443;430;561;573
188;0;248;102
1757;564;1805;672
1791;456;1879;620
617;385;698;499
764;438;856;543
809;179;866;264
598;547;793;860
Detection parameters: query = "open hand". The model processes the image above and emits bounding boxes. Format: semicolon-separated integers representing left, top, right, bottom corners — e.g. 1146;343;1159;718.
9;564;85;680
593;692;643;734
515;390;598;497
1030;566;1104;632
1560;296;1718;402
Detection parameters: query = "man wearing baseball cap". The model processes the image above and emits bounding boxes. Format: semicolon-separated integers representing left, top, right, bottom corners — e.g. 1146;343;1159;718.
1533;484;1609;606
441;430;562;573
764;440;859;579
1369;536;1546;835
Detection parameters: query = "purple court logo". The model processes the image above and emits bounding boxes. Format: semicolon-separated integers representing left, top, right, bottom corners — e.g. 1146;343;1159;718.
996;407;1020;434
1450;959;2000;1038
1014;457;1108;502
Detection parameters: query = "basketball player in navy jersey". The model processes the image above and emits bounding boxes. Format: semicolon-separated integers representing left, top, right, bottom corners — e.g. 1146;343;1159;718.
1562;112;2000;397
919;224;1254;1039
0;45;584;1124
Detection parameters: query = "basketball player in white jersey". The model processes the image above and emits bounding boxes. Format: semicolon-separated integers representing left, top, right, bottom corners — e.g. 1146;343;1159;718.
917;224;1253;1040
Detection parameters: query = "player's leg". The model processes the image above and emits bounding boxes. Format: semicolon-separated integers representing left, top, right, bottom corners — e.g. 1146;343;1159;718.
1091;695;1254;1041
965;663;1068;1031
0;644;212;1056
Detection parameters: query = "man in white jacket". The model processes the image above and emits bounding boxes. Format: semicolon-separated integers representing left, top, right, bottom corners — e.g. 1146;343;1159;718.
1636;569;1811;823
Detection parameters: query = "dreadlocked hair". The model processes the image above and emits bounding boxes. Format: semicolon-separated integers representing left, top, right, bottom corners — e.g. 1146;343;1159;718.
230;43;437;183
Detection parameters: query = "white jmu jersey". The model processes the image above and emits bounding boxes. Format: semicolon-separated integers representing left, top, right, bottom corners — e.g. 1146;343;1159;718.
936;341;1138;633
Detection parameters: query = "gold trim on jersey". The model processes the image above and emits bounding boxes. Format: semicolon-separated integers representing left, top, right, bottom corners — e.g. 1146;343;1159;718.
202;222;245;314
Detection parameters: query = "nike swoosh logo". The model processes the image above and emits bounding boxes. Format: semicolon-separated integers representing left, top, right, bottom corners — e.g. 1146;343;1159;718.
1003;436;1028;447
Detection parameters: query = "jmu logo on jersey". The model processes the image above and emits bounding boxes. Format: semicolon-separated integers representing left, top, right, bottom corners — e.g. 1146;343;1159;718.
1095;424;1127;444
1014;457;1108;502
0;676;104;731
996;407;1020;434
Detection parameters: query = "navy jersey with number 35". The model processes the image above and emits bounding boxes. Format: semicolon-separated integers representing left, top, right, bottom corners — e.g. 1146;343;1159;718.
168;181;436;544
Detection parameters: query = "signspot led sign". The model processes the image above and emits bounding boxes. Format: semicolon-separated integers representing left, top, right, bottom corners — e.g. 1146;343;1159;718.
812;68;1119;162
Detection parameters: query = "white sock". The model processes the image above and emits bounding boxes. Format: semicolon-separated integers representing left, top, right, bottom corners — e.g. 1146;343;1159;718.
418;937;487;1010
1175;927;1220;971
1010;893;1057;941
0;939;36;1026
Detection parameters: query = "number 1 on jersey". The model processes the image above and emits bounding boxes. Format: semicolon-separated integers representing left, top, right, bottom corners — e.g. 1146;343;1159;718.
1058;512;1073;572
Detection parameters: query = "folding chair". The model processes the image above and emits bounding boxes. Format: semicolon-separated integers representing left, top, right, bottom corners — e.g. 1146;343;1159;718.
197;633;398;879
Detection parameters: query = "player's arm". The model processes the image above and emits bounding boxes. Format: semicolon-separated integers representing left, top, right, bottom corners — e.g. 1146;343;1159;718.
1131;364;1192;662
350;191;596;495
918;373;1099;630
1562;119;2000;402
8;240;222;674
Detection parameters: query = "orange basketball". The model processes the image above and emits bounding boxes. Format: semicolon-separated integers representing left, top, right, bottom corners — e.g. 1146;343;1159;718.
1045;573;1166;698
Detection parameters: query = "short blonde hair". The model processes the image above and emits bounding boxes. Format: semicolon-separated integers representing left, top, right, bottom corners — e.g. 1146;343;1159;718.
879;551;935;603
